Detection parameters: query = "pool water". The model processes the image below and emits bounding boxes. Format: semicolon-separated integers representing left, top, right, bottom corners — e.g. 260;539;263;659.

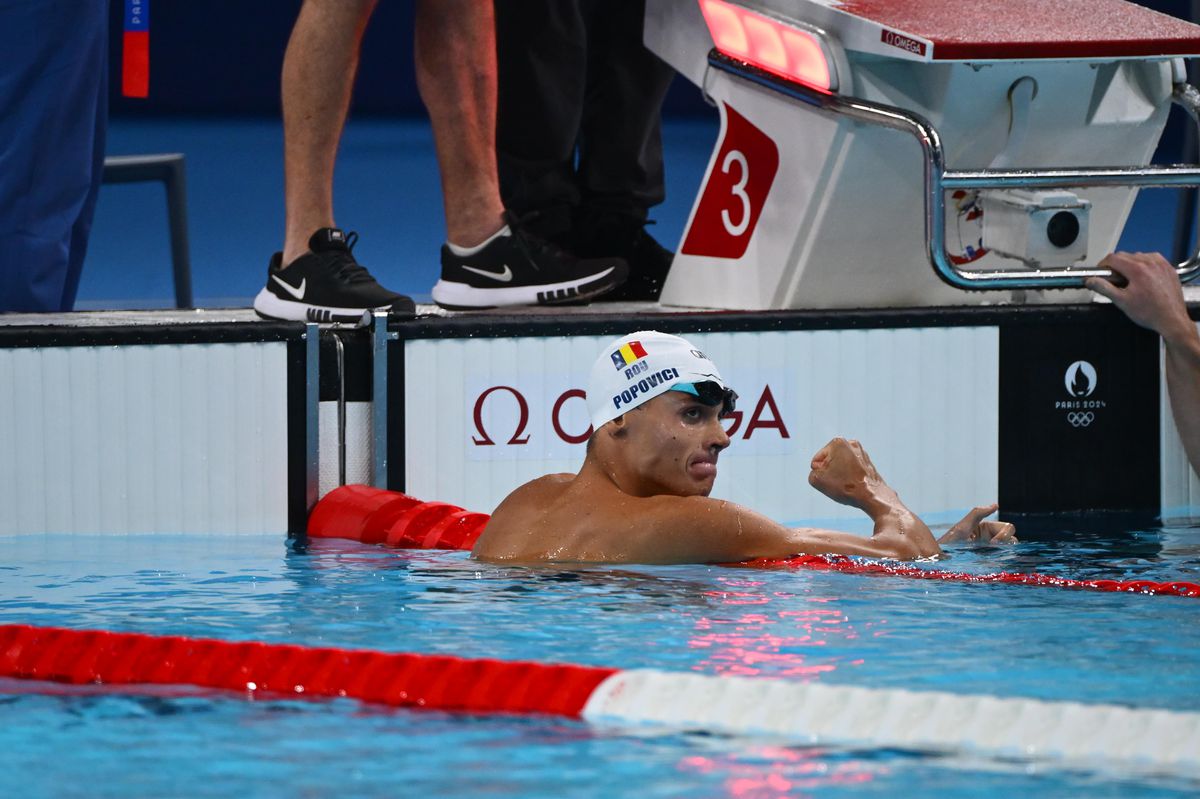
1;521;1198;798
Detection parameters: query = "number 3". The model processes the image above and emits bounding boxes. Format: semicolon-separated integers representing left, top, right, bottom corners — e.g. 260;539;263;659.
720;149;751;237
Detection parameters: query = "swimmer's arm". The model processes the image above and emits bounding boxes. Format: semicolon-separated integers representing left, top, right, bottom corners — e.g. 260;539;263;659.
1087;253;1200;475
1164;320;1200;477
635;496;938;563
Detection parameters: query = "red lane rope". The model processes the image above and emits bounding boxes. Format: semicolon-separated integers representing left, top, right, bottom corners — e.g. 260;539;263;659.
738;555;1200;597
0;624;615;716
308;486;1200;598
307;485;488;550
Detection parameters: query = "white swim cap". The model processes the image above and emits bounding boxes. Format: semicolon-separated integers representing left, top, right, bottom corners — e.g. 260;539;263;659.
586;331;733;431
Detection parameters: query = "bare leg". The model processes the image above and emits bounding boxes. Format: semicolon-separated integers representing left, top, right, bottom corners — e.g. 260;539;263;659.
280;0;377;266
414;0;506;247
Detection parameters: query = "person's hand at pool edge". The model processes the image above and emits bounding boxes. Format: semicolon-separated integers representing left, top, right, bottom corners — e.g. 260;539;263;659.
1086;252;1200;476
1085;253;1195;342
937;504;1017;545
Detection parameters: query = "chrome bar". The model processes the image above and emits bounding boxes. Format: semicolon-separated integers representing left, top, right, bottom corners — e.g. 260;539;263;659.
304;323;320;513
943;165;1200;191
333;332;347;488
708;51;1200;290
371;310;389;489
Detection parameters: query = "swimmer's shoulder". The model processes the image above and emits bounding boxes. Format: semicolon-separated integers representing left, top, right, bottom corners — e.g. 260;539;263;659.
486;473;573;522
505;472;573;502
473;474;577;561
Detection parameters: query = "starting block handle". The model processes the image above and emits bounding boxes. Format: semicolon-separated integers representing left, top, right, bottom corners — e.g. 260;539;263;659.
709;51;1200;291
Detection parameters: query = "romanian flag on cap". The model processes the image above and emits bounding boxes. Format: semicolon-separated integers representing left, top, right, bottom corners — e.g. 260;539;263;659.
610;340;648;369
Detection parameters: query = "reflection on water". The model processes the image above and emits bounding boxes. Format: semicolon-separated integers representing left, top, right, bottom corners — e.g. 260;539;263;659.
678;744;882;797
2;529;1200;798
687;577;868;678
3;528;1199;709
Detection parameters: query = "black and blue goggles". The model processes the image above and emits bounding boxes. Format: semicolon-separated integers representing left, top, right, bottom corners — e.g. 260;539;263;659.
670;381;738;418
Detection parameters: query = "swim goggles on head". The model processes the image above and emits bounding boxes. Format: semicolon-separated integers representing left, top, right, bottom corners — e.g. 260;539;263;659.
670;381;738;418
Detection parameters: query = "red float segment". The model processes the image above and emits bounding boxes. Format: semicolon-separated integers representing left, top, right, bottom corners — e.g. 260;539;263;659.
359;496;427;544
307;485;422;541
308;486;481;551
383;502;462;547
0;624;618;717
421;511;490;550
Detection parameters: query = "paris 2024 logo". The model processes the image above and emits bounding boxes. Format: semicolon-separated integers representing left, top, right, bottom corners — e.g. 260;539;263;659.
1056;361;1105;428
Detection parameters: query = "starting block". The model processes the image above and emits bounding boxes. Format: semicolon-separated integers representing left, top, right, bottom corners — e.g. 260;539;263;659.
646;0;1200;309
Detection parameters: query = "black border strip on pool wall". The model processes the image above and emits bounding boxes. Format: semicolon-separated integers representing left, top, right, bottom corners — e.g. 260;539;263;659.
388;336;406;493
0;321;304;349
389;303;1157;340
287;336;310;538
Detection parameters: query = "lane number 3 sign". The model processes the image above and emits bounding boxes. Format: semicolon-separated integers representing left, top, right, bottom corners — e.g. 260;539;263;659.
681;104;779;259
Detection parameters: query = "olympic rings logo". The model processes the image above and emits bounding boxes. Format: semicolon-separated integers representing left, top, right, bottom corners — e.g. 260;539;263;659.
1067;412;1095;428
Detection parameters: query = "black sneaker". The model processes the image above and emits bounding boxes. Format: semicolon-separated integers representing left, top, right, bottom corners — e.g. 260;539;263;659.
572;213;673;302
254;228;415;323
431;216;628;309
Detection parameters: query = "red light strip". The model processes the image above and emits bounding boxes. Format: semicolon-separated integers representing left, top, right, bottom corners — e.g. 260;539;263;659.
699;0;833;93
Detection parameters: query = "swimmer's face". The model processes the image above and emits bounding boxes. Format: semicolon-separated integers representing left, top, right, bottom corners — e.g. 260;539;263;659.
619;391;731;497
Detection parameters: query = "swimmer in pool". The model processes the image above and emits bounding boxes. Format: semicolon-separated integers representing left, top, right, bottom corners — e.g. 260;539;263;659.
472;330;1015;565
1086;252;1200;476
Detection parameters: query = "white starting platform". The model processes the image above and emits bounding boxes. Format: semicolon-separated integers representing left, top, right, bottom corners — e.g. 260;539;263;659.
646;0;1200;309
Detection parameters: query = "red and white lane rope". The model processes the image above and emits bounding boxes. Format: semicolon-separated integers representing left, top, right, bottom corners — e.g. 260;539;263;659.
0;625;611;716
2;624;1197;774
308;486;1200;598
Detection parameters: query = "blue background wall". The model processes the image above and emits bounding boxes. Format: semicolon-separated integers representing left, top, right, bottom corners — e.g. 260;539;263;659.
105;1;714;118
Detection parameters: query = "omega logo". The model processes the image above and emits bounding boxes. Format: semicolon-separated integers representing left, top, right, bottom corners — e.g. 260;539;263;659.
471;386;532;446
471;385;791;447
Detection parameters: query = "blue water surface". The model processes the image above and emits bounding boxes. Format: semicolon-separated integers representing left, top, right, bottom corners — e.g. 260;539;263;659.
1;522;1198;798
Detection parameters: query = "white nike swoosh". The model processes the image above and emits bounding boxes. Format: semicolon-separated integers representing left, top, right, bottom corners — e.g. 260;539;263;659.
461;264;514;283
272;274;307;299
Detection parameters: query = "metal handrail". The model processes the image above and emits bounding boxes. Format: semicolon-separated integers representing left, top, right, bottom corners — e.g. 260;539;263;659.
708;51;1200;290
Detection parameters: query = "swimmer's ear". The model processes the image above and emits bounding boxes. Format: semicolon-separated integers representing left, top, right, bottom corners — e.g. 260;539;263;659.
608;413;629;438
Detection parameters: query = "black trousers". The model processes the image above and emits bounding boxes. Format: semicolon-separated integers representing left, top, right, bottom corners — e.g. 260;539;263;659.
494;0;676;236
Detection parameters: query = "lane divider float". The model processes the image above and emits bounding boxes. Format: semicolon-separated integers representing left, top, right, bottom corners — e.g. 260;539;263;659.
2;623;1197;775
308;486;1200;598
0;624;610;716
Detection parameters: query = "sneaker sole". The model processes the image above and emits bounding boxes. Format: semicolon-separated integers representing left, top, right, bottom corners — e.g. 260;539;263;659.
431;265;626;310
253;288;388;324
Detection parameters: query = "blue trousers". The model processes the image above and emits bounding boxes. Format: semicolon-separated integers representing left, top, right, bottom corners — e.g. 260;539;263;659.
0;0;108;312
